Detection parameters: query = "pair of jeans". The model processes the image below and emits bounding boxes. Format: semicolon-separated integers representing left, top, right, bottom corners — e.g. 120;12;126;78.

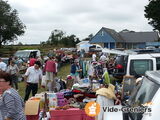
24;83;38;101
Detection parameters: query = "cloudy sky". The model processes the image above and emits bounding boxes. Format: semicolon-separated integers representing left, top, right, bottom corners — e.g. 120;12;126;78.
7;0;152;44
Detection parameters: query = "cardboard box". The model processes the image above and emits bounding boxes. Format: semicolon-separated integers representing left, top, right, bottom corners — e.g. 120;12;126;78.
25;100;40;115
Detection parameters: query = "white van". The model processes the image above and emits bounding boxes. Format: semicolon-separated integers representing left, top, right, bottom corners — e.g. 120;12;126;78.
89;44;103;52
113;53;160;78
79;44;103;53
126;53;160;77
14;50;41;62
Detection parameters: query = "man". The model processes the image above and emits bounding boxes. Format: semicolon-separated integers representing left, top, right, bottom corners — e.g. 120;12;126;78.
99;54;108;68
0;58;7;72
92;53;97;62
99;54;107;62
24;61;42;101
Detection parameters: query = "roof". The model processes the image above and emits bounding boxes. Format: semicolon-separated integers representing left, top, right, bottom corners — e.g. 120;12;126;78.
90;27;124;44
119;32;159;43
128;53;160;59
103;27;124;42
76;41;89;45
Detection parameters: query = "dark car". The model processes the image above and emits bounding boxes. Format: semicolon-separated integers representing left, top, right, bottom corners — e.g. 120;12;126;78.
112;55;128;79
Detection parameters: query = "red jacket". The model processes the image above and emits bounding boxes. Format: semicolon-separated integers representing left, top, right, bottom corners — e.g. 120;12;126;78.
44;60;56;73
29;58;36;66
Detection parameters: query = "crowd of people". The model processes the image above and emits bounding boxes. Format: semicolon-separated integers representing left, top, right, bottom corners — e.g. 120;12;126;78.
0;49;120;120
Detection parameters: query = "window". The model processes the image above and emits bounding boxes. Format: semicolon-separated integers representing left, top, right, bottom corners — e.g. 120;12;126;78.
156;57;160;70
15;51;30;58
130;60;153;76
101;31;104;36
134;77;159;106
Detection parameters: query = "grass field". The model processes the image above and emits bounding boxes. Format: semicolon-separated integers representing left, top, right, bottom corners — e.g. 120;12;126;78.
18;63;70;98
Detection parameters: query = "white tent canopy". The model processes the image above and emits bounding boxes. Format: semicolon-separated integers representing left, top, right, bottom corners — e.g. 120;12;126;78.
102;48;128;55
102;48;137;55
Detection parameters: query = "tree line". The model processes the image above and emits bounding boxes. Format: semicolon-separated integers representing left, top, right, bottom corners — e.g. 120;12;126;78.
41;29;80;47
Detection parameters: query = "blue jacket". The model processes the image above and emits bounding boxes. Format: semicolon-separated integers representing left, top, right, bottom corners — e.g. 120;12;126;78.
70;64;79;74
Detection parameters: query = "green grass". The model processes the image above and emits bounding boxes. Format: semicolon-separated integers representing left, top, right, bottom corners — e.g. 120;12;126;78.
18;63;70;98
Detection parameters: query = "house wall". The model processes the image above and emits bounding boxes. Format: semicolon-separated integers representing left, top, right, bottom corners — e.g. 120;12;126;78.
116;42;124;48
90;29;116;49
125;43;146;49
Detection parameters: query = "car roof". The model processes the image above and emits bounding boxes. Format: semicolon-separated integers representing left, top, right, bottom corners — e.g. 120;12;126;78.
128;53;160;59
145;71;160;85
17;50;39;52
1;57;8;59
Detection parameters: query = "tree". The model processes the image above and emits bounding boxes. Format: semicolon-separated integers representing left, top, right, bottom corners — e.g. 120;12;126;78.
144;0;160;32
0;0;26;47
17;42;23;45
88;34;93;40
47;29;80;47
48;29;65;45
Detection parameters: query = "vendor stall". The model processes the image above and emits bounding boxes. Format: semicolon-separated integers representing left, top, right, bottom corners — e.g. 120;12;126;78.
27;109;95;120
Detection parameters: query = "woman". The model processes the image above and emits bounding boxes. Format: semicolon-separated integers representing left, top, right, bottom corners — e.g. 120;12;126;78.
96;83;120;120
70;59;81;84
7;60;19;90
0;71;26;120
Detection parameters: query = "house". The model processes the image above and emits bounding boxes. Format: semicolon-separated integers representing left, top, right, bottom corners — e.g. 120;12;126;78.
90;27;159;49
90;27;124;49
119;31;159;49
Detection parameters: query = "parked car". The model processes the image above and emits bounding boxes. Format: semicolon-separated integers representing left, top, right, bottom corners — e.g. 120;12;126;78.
106;70;160;120
14;50;41;62
89;44;103;52
1;57;9;65
112;55;128;79
113;53;160;79
123;70;160;120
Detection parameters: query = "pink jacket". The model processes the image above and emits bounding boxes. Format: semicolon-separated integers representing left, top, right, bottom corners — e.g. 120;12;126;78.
44;60;56;73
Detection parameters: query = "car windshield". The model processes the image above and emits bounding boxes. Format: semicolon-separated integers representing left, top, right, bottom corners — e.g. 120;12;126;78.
2;58;8;64
130;77;159;106
127;77;159;120
15;51;30;58
130;60;153;76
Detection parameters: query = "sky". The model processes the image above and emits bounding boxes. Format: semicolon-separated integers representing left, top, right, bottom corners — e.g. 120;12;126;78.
7;0;153;44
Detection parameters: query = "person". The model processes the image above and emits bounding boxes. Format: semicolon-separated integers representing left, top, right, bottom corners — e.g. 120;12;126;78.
7;60;19;90
29;56;37;67
24;61;42;101
66;75;74;89
92;53;97;62
8;55;13;66
80;49;85;58
14;56;23;69
70;59;81;84
99;54;108;68
0;71;26;120
43;57;56;92
0;57;7;72
99;54;107;62
96;83;120;120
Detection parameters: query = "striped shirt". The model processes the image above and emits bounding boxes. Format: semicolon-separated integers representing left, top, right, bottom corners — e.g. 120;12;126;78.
0;88;26;120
